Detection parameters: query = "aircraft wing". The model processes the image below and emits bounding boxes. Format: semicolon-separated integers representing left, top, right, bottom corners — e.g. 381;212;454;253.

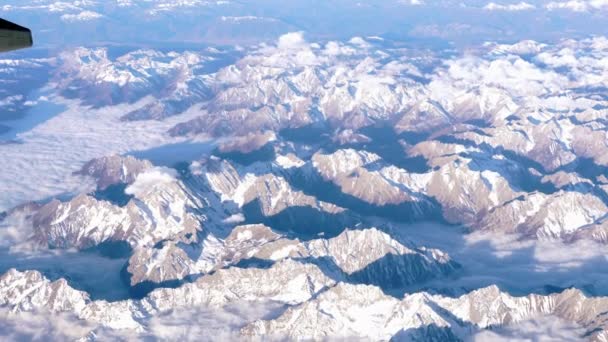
0;18;33;53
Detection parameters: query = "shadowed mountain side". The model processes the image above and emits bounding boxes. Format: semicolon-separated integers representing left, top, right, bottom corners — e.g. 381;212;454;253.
232;257;277;270
121;82;213;121
352;125;431;174
241;199;359;240
120;265;204;300
391;324;463;342
390;299;478;341
348;253;461;294
558;157;608;181
279;123;333;146
82;240;133;259
557;182;608;208
568;114;608;127
432;135;565;197
300;253;460;297
59;79;140;108
230;252;460;299
121;99;197;121
92;183;133;207
462;150;556;194
280;123;431;174
436;135;548;173
287;166;446;224
398;130;432;146
128;141;216;168
215;143;277;166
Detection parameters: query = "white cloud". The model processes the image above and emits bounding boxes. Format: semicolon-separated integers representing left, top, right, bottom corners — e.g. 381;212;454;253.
222;213;245;224
0;309;94;341
483;1;535;11
545;0;608;11
0;96;204;212
398;0;424;5
144;1;230;16
1;3;84;13
428;54;568;103
394;222;608;297
464;231;608;269
146;302;283;340
220;16;278;23
490;40;546;55
588;36;608;50
536;48;579;67
348;36;370;48
323;41;356;56
60;10;103;22
246;32;321;67
474;316;585;341
0;301;283;341
217;131;276;154
188;161;205;176
0;208;38;253
277;32;307;50
533;238;608;269
124;166;179;196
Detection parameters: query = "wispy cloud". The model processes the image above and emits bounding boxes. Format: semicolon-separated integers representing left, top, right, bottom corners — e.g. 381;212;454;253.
483;1;535;11
60;10;103;22
0;301;284;341
546;0;608;12
124;166;179;197
473;316;585;341
0;308;94;341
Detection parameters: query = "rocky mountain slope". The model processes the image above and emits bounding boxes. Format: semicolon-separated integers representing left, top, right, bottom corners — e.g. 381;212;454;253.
2;267;608;341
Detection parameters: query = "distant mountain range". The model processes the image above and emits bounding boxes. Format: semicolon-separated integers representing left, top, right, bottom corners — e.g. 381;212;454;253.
2;0;608;47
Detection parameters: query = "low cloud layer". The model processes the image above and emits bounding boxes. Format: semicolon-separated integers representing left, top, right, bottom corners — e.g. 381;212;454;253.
0;309;94;342
393;222;608;296
0;302;284;341
474;316;585;341
0;97;201;212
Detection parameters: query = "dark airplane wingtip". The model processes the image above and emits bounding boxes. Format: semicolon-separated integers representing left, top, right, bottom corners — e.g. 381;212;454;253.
0;18;33;53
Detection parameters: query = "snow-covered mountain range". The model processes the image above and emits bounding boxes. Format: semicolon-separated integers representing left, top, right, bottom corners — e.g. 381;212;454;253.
1;32;608;340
